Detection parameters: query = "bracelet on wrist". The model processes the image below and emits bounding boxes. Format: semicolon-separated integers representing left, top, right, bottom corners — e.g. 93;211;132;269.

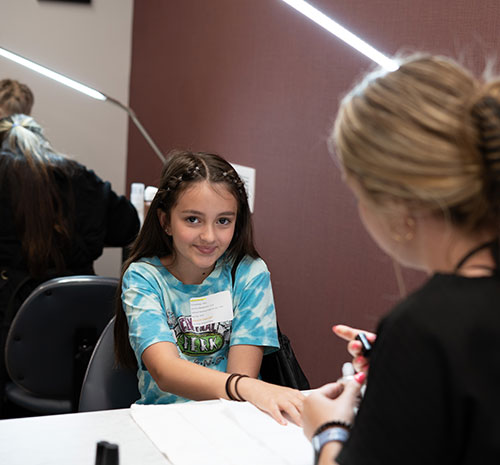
313;420;352;438
225;373;249;402
312;427;350;465
233;374;249;401
225;373;240;401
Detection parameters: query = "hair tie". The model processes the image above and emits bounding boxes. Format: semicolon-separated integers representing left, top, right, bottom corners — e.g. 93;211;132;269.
225;373;239;401
233;374;249;401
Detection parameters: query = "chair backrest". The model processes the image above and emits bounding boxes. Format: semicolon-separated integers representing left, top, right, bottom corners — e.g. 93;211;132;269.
5;275;119;409
79;316;140;412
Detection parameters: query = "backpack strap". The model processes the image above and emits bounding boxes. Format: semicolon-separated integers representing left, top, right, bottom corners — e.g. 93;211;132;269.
230;254;244;288
230;256;282;335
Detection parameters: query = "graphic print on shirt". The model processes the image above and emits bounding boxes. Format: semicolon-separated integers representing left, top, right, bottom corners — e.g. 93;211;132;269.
173;315;232;357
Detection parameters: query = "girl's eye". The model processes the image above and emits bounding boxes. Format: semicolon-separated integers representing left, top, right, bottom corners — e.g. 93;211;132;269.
186;216;199;224
218;218;231;225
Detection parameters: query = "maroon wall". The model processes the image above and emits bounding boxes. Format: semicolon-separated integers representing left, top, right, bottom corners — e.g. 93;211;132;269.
127;0;500;387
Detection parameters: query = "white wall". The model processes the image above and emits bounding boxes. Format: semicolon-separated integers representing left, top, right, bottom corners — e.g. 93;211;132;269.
0;0;134;277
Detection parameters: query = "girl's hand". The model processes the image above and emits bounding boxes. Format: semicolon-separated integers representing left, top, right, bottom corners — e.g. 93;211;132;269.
332;324;376;373
237;377;306;426
302;375;365;440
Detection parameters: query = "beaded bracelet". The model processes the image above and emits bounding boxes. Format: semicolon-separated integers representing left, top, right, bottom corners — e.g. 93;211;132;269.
313;420;352;438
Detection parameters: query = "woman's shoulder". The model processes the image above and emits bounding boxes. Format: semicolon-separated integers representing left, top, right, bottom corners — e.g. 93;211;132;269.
67;161;105;185
380;273;500;346
46;153;81;174
396;273;499;314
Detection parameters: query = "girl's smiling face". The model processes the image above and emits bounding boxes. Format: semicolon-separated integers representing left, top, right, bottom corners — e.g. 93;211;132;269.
160;180;237;284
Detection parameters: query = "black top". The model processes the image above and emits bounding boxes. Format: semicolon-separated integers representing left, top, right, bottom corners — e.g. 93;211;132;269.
337;272;500;464
0;162;139;272
0;157;139;418
0;160;140;329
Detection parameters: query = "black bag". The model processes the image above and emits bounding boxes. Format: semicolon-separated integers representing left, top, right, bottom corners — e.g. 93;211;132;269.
260;324;310;390
231;258;310;391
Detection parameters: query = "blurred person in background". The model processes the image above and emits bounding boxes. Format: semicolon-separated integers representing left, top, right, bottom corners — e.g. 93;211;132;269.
0;79;140;417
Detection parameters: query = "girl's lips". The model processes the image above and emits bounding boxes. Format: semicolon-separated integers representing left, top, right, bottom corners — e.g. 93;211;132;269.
195;245;216;255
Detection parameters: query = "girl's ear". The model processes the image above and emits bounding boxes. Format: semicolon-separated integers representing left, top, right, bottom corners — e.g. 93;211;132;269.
157;209;171;235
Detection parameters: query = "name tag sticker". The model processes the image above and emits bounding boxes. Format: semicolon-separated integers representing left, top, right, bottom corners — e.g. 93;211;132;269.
190;290;233;326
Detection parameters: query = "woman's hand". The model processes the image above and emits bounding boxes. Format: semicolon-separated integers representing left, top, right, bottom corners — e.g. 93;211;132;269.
302;375;365;440
237;377;306;426
333;324;376;373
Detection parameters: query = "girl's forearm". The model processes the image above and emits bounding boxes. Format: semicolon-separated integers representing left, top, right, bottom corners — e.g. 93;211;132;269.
148;355;231;400
142;342;252;401
226;344;264;377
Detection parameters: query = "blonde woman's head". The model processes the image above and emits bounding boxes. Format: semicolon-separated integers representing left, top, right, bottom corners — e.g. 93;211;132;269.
333;54;500;233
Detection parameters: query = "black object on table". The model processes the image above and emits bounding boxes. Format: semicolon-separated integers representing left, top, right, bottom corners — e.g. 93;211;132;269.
95;440;119;465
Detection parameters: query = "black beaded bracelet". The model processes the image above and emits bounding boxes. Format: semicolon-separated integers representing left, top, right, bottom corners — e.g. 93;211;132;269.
313;420;352;438
233;374;249;401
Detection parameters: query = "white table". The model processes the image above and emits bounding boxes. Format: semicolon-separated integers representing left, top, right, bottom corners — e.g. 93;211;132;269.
0;408;170;465
0;401;314;465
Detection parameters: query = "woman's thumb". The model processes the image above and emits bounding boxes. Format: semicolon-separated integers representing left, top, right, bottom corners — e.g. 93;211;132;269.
342;373;365;400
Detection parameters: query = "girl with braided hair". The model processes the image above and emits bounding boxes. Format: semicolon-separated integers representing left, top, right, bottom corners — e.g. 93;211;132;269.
301;55;500;464
115;149;304;425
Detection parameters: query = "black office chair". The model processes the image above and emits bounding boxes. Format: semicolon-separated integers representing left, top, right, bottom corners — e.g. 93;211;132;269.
79;316;140;412
4;275;119;415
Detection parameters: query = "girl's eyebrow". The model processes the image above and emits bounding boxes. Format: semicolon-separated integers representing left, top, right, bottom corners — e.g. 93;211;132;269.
180;209;236;216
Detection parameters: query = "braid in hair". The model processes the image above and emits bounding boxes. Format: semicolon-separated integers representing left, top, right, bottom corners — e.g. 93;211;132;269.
159;163;204;201
217;169;247;197
471;91;500;227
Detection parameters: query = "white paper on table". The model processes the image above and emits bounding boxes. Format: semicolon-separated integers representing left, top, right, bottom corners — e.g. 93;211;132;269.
131;404;220;464
130;400;313;465
219;399;314;465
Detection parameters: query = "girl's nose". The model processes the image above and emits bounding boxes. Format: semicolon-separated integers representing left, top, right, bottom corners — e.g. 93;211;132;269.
199;224;215;242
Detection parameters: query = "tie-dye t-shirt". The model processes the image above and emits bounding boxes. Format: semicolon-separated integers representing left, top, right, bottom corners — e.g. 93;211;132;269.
121;254;279;404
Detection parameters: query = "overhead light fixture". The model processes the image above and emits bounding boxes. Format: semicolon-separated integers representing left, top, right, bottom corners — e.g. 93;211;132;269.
0;46;166;163
280;0;399;72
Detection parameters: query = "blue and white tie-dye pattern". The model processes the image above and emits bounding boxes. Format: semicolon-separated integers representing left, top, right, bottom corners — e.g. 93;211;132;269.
122;255;279;404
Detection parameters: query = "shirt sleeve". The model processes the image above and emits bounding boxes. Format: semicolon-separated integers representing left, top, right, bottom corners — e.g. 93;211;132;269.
337;307;449;465
122;263;176;363
229;258;279;353
75;166;140;248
